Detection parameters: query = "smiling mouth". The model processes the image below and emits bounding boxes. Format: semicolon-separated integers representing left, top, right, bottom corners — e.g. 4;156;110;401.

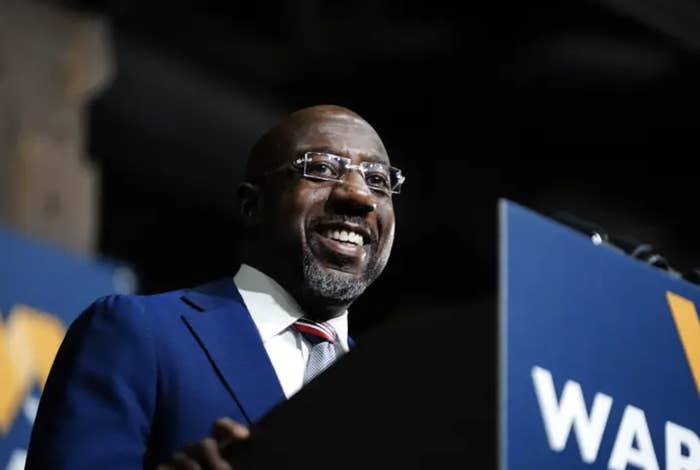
309;222;373;266
322;228;365;246
311;219;373;246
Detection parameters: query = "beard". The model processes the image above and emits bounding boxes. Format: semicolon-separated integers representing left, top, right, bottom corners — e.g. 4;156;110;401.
301;247;382;304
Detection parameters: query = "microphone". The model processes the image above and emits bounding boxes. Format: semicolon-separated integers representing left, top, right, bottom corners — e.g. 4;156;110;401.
549;212;611;247
550;211;680;277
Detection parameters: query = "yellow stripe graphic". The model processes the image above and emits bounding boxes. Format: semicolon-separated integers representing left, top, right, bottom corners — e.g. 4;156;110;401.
0;305;65;434
667;292;700;397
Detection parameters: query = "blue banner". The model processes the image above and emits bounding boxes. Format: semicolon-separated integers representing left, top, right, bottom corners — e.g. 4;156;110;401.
501;201;700;470
0;224;135;469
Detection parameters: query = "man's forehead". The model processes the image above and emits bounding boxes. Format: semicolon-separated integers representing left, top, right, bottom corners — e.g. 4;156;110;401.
289;114;389;163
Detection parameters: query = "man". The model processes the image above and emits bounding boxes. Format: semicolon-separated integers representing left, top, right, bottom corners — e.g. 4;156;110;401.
26;104;404;469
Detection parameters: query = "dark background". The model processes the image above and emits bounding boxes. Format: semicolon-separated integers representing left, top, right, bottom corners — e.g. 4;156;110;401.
58;0;700;337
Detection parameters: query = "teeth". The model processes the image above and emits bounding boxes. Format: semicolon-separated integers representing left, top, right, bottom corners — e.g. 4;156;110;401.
325;229;365;246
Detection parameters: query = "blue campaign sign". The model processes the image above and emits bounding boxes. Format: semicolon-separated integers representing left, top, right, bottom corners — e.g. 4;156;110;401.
500;201;700;470
0;224;135;470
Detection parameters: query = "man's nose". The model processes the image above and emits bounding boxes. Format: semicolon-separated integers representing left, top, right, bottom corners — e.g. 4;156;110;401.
328;170;376;215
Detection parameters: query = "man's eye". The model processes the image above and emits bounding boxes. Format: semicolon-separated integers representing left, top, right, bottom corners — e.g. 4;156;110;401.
366;173;390;189
307;162;338;177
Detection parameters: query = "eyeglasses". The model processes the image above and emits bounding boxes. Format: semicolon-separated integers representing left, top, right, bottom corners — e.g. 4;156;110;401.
260;152;405;196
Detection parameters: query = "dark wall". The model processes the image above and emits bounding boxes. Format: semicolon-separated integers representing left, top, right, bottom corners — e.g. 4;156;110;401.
76;0;700;336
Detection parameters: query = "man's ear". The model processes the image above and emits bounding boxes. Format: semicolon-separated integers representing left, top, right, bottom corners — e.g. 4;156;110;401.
237;182;262;227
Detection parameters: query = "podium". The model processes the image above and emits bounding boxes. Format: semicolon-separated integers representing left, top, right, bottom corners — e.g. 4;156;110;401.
234;201;700;469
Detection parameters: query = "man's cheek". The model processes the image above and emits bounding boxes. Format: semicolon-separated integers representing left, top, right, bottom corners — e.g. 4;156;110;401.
377;222;396;264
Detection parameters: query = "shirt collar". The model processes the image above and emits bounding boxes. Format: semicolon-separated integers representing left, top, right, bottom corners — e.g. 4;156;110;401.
234;264;349;350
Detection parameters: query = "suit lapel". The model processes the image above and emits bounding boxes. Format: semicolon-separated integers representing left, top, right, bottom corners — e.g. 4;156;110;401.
179;278;286;424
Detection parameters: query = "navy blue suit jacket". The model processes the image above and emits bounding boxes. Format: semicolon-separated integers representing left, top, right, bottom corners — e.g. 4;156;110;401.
26;278;290;469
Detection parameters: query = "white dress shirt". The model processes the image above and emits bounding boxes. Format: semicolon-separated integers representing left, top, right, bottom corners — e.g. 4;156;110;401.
233;263;349;398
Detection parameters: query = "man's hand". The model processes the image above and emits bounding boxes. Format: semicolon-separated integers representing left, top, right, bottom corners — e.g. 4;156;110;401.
156;418;250;469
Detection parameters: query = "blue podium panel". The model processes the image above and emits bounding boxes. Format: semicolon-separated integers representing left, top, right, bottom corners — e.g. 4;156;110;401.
0;224;134;469
501;201;700;470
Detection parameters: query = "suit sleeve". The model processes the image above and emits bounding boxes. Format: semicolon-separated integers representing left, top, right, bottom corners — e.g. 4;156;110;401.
26;295;158;469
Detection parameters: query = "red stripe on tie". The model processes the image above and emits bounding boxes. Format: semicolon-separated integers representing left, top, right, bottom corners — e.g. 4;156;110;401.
293;320;336;343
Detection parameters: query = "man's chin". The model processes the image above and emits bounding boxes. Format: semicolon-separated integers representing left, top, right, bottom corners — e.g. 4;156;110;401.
314;259;365;278
302;251;370;304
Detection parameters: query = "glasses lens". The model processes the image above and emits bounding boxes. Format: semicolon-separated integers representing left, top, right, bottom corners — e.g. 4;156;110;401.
362;163;392;194
390;168;404;194
304;153;343;180
302;152;404;195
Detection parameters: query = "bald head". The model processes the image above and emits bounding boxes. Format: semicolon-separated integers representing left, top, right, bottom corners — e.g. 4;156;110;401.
245;105;388;181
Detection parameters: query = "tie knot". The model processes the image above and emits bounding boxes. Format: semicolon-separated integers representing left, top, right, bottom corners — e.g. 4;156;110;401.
293;318;337;345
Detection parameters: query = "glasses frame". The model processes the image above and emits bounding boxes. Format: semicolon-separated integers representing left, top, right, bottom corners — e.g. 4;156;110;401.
280;151;405;196
256;151;406;196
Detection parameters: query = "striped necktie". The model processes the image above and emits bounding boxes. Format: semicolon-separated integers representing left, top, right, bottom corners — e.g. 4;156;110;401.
293;318;340;384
